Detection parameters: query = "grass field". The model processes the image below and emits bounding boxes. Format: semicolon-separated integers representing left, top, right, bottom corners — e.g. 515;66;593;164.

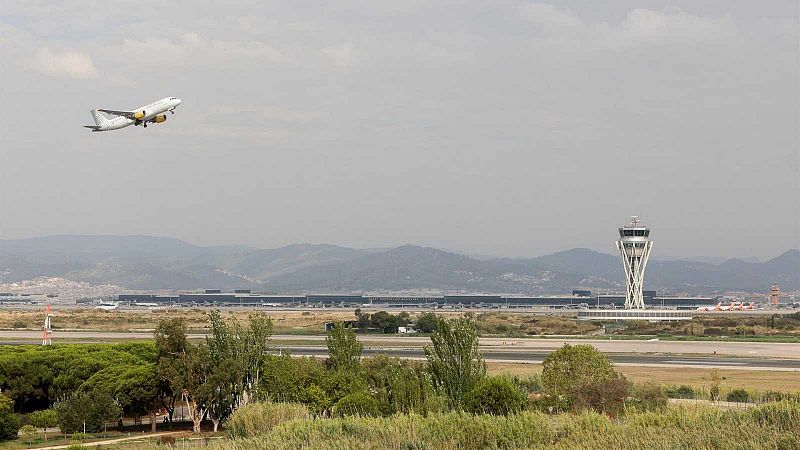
0;309;356;334
2;308;799;341
488;362;800;392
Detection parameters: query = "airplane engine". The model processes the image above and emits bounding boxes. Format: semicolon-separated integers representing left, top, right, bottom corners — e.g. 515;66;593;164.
134;110;146;119
153;114;167;123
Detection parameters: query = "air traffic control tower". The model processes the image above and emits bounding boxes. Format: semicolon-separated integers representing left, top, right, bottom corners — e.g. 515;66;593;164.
616;216;653;309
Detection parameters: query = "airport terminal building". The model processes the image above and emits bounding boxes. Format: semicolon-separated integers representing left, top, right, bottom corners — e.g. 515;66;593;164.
117;289;715;310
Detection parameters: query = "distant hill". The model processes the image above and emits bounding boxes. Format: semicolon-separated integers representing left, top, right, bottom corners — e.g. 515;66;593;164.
0;235;796;293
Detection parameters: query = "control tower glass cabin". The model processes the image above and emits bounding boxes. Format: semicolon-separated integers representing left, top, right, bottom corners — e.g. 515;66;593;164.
615;216;653;309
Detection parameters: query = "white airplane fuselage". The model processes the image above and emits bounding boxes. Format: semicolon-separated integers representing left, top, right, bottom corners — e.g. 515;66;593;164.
88;97;182;131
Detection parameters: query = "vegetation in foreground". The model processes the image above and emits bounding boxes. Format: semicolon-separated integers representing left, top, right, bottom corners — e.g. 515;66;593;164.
1;311;798;448
216;401;800;450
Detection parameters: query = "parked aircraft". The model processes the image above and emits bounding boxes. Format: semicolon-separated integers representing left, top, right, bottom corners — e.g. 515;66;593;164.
696;301;756;312
96;301;119;311
84;97;182;131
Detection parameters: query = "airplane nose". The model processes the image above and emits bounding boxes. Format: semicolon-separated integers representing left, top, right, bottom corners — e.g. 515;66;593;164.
176;99;182;105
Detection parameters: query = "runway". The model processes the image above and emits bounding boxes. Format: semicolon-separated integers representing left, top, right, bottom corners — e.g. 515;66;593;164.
273;346;799;371
1;330;796;371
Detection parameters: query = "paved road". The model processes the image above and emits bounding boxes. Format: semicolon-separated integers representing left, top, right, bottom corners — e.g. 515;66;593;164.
273;345;799;371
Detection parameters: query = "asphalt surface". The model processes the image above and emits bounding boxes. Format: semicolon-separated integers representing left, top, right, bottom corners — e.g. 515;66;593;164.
1;331;797;370
273;345;800;370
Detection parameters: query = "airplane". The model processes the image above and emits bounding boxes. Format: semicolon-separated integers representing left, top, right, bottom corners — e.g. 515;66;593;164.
84;96;182;132
696;302;723;312
132;301;159;308
95;301;119;311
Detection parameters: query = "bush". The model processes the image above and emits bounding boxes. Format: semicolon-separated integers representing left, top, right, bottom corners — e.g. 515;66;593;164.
541;344;615;406
332;392;380;417
665;385;695;399
463;377;528;416
529;394;570;415
0;396;19;441
227;402;310;439
573;373;631;416
629;382;668;412
363;355;436;415
727;389;750;403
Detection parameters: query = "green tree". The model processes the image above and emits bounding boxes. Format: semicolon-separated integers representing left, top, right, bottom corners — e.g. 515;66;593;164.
28;409;58;442
415;312;439;333
326;322;363;371
354;309;371;331
424;317;486;409
0;396;19;441
541;344;615;405
20;424;37;446
203;311;273;431
463;376;528;416
154;318;188;424
369;311;408;333
54;391;121;434
160;343;211;433
80;364;161;432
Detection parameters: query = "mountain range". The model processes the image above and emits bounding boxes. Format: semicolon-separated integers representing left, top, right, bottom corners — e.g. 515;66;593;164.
0;235;797;294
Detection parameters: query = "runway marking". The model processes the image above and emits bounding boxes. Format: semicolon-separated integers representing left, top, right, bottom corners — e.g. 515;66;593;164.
667;360;746;366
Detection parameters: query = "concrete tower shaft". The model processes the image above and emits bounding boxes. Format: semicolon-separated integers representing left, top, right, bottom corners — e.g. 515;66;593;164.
615;216;653;309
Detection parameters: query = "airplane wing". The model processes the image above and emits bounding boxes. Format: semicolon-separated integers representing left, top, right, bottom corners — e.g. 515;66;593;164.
98;109;137;119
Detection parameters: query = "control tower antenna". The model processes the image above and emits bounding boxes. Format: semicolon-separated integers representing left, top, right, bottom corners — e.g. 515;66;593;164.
615;216;653;309
42;305;53;346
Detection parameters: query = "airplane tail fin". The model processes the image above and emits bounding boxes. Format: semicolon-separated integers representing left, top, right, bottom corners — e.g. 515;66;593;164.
90;109;110;127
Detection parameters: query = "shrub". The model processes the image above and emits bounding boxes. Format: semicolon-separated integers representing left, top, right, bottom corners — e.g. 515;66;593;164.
226;402;310;439
629;382;668;412
0;396;19;441
513;374;542;394
529;393;570;414
727;389;750;403
159;434;177;447
665;385;695;399
572;372;631;416
363;355;436;415
463;377;528;416
332;393;380;418
709;369;721;402
541;344;615;406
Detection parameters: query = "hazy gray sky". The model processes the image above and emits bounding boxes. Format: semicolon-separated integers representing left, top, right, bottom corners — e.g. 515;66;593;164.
1;1;797;259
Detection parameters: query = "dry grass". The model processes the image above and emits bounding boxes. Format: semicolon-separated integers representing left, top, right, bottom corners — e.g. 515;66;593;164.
488;362;800;392
0;309;357;333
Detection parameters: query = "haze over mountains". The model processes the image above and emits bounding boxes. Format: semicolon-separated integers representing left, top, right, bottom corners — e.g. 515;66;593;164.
0;235;797;294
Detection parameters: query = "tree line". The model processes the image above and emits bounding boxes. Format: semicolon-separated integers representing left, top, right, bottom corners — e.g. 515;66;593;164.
0;311;668;441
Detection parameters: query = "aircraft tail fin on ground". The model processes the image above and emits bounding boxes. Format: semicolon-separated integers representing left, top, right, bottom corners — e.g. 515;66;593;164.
90;109;110;127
